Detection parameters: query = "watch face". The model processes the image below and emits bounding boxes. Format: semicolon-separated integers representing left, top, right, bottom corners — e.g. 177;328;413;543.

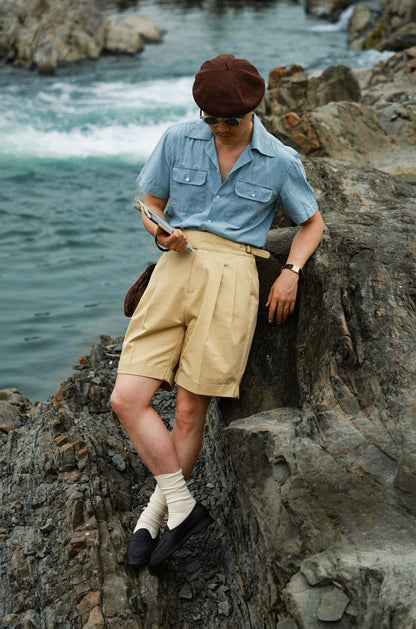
283;263;301;274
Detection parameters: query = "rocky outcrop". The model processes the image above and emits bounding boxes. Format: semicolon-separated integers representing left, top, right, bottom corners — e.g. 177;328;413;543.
1;154;415;627
0;342;244;627
207;158;416;627
305;0;416;51
104;16;164;55
259;47;416;178
0;0;165;73
348;0;416;52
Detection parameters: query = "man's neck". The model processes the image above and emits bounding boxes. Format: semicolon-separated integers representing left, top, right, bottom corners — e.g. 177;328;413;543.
215;125;253;182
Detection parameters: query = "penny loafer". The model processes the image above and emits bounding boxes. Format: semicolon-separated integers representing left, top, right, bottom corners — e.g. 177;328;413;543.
125;528;159;568
149;502;214;567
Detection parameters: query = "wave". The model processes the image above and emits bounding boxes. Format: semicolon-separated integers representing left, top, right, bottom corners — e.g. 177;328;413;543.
0;76;196;161
36;76;195;114
0;120;186;161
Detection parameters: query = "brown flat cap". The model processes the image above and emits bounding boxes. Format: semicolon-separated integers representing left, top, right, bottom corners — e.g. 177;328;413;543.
192;54;265;117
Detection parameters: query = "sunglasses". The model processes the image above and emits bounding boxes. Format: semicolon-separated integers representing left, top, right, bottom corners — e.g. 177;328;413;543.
200;110;244;126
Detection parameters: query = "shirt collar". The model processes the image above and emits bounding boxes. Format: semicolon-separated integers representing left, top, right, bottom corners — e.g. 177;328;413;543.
184;119;213;141
250;115;276;157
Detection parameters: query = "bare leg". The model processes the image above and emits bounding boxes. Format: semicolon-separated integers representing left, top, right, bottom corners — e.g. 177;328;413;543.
111;376;210;477
112;375;212;558
110;373;181;475
172;386;211;479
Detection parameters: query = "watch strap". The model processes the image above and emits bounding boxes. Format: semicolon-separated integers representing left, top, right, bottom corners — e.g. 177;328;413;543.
282;263;302;275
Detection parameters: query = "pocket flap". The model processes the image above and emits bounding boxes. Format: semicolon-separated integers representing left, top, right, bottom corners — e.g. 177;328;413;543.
172;167;207;186
235;180;273;202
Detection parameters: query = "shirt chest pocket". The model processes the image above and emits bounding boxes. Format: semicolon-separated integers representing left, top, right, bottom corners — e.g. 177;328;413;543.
225;179;274;226
171;166;207;213
235;180;273;204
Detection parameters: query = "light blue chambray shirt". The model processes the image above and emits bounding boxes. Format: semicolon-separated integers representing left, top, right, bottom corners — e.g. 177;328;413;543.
137;114;318;248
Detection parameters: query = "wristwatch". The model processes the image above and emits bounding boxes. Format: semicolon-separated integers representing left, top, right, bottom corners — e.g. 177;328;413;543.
282;263;302;275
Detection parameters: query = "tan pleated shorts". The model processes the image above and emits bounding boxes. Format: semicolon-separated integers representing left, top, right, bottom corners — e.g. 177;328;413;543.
118;230;260;398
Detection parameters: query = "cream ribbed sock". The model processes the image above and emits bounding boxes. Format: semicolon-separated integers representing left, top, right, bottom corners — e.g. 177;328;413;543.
155;469;196;530
134;484;166;539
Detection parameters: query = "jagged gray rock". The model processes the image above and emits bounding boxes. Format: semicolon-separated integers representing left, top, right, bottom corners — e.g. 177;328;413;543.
204;158;416;627
0;342;247;628
260;47;416;178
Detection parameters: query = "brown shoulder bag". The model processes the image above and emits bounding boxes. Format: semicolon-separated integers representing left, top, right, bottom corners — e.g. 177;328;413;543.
123;263;156;317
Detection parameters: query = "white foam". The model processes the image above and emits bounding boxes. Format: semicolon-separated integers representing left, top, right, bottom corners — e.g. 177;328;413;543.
0;76;196;161
310;5;355;32
36;76;195;114
0;120;183;161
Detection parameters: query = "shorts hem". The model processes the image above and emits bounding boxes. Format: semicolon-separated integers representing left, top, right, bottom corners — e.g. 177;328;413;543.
175;373;239;399
117;359;175;390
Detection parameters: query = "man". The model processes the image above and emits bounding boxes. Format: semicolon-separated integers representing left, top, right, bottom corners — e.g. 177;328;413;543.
110;54;324;568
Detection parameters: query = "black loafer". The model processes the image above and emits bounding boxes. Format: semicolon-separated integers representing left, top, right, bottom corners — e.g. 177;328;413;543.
149;502;214;567
125;528;159;568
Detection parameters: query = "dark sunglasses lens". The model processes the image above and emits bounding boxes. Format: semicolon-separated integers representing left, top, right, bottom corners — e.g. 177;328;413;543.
202;116;242;126
203;117;219;125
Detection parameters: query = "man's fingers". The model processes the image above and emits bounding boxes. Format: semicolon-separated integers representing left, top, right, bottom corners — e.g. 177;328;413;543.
267;298;294;324
156;227;188;252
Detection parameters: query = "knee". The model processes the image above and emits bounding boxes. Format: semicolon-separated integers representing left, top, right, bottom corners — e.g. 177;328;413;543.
110;386;137;427
110;387;125;420
174;398;205;436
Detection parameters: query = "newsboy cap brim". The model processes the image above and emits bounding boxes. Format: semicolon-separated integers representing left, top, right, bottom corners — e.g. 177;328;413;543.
192;54;265;117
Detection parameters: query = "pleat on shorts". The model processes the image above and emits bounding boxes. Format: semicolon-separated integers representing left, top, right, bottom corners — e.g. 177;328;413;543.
118;230;260;398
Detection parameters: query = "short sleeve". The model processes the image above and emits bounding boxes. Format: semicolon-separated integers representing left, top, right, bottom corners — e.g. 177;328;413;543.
278;154;318;224
136;129;172;200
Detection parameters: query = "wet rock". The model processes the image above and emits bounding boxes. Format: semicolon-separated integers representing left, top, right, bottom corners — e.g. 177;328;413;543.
103;16;164;55
0;0;165;73
348;0;416;52
379;22;416;51
103;19;144;55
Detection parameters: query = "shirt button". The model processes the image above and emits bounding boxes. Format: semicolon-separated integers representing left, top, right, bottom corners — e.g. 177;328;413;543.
216;195;221;199
252;193;256;197
208;219;212;223
185;177;190;182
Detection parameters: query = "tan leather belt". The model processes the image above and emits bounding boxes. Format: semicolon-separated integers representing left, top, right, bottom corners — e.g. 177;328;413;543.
244;244;270;259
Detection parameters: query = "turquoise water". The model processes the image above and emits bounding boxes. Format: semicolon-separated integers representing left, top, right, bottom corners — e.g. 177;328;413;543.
0;1;391;401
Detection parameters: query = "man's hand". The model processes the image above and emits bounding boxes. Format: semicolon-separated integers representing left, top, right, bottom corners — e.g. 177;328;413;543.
265;269;299;324
155;226;189;252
